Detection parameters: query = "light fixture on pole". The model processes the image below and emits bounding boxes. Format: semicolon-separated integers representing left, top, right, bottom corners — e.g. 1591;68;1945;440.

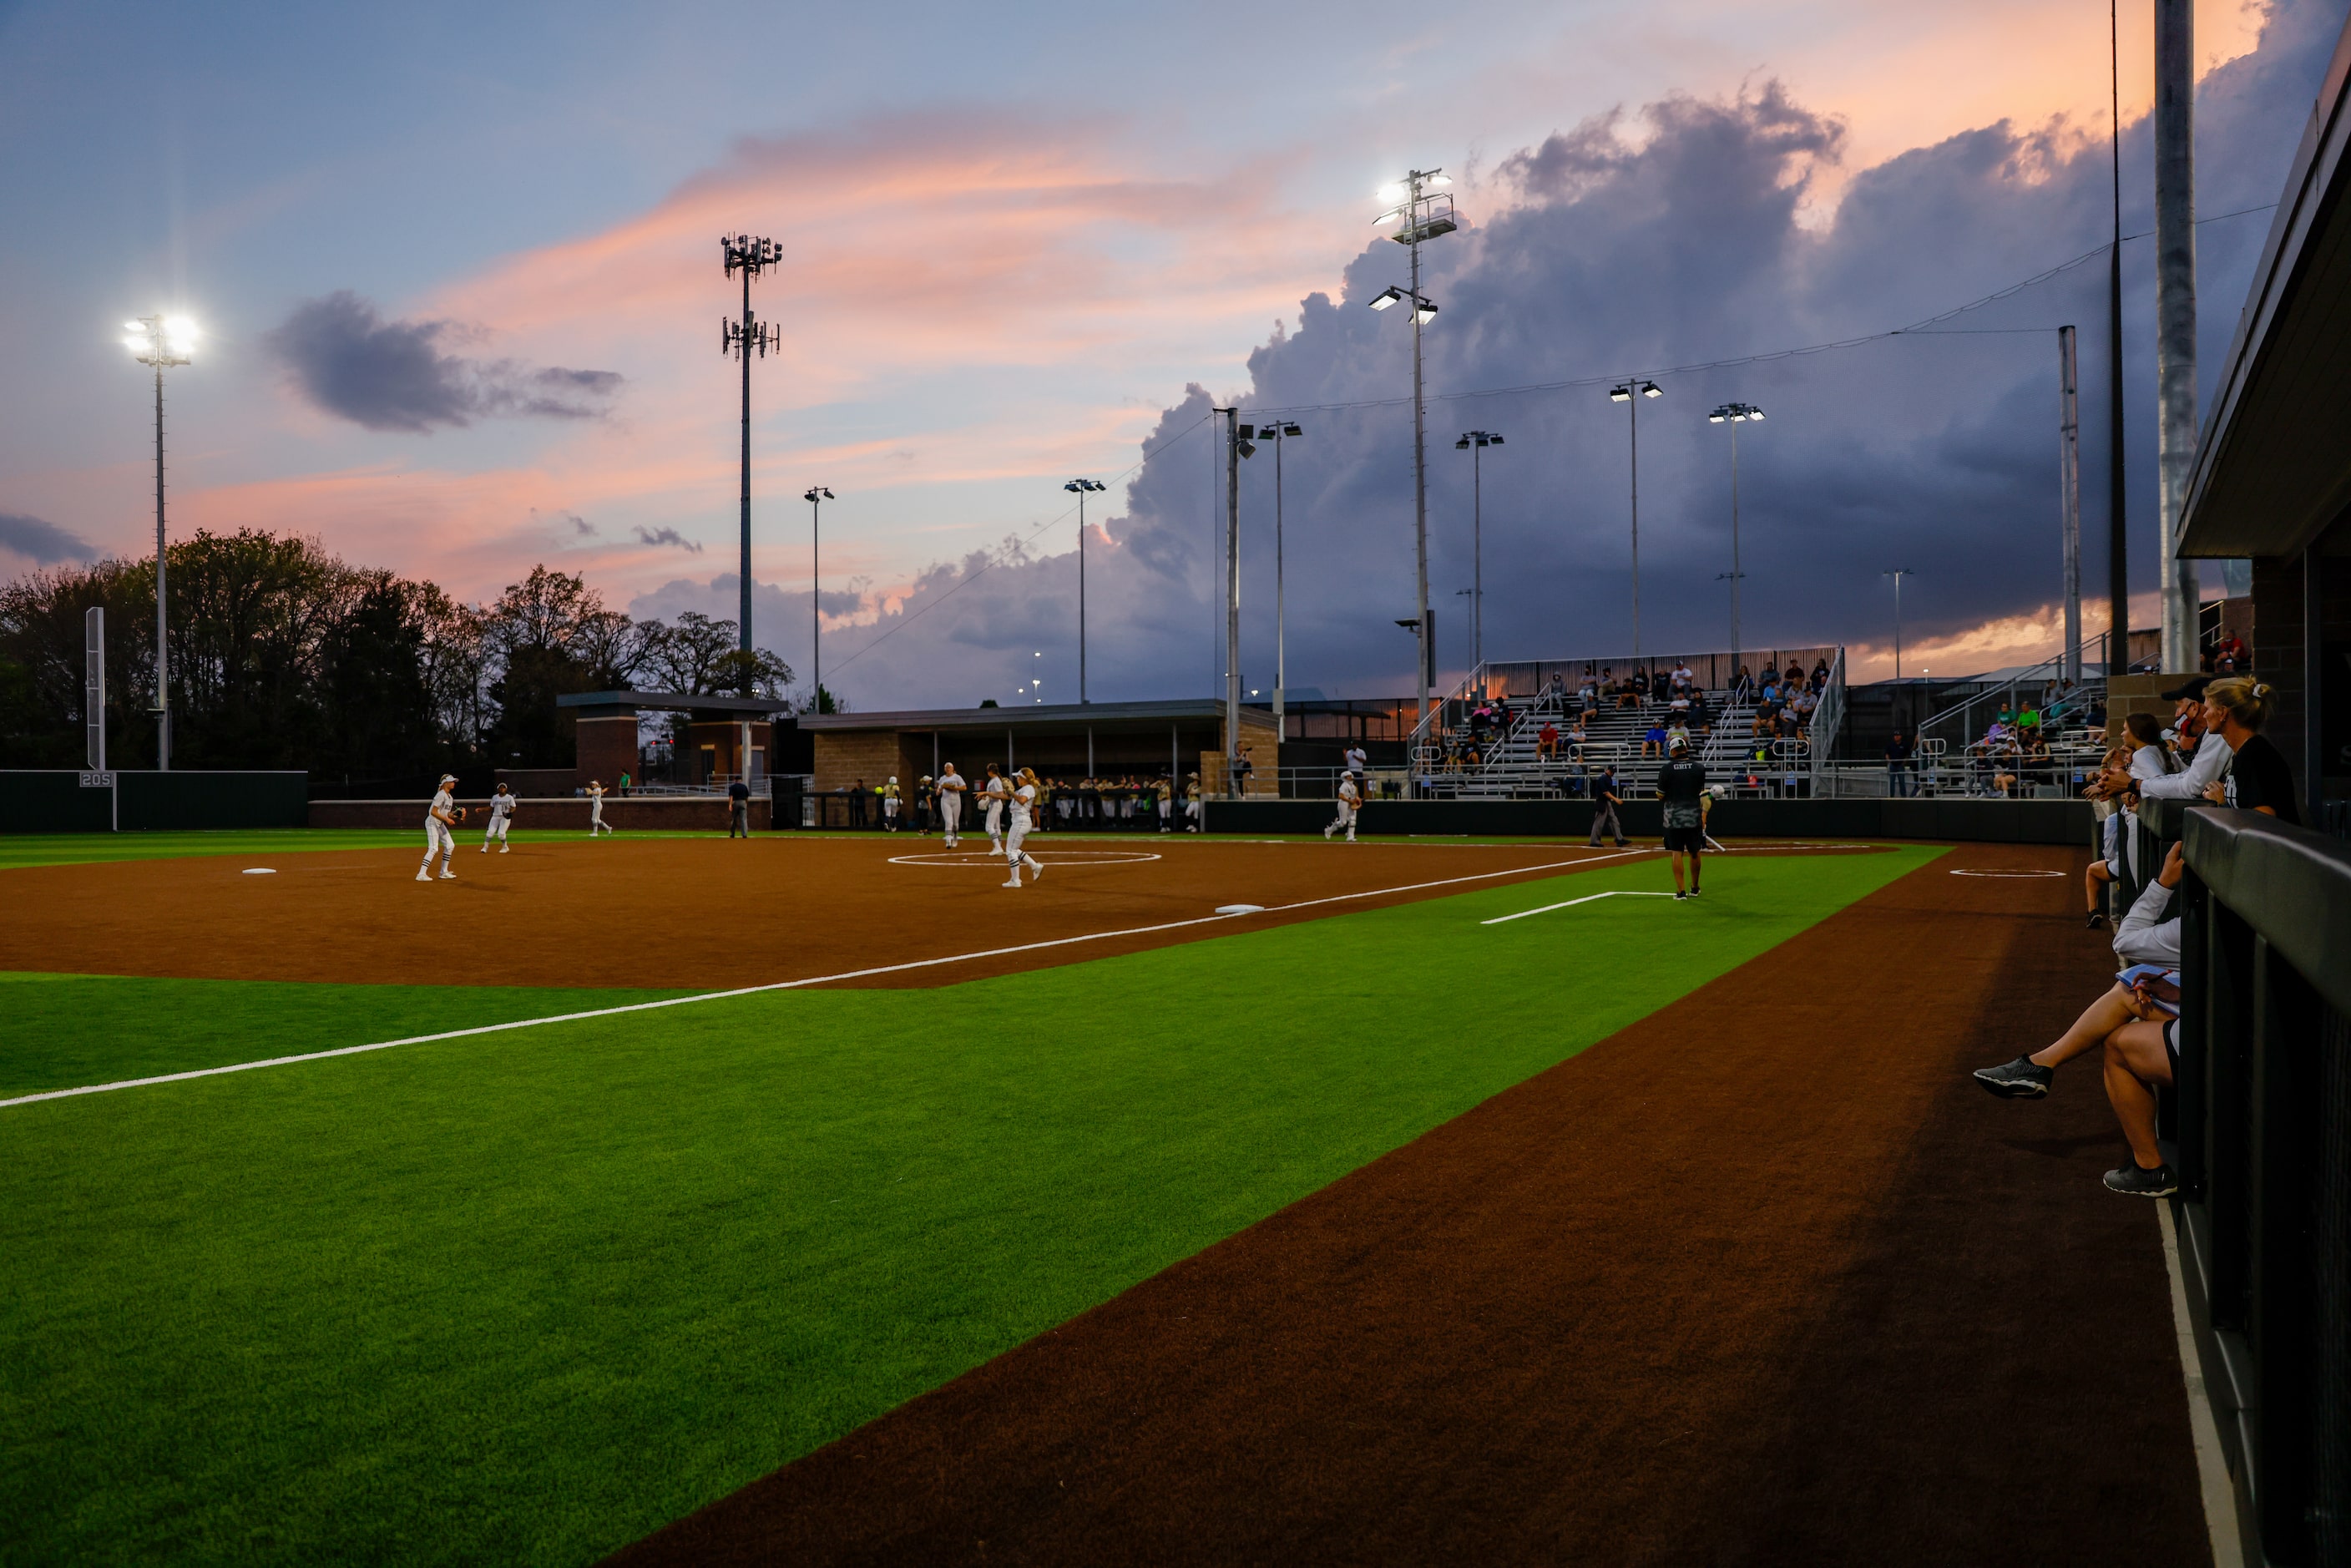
803;487;833;711
1248;422;1303;721
721;235;783;694
1452;430;1502;670
1883;568;1916;680
1216;411;1256;795
124;314;195;770
1607;380;1661;656
1368;166;1459;731
1706;402;1764;674
1063;478;1108;703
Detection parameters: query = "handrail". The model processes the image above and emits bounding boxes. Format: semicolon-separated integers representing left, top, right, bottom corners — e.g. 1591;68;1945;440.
1809;647;1846;787
1914;630;2108;746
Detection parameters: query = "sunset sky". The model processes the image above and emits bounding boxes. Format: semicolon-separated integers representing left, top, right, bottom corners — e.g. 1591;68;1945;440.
1;0;2338;704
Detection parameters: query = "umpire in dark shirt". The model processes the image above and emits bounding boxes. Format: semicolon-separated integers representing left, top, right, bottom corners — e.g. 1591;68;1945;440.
727;776;751;837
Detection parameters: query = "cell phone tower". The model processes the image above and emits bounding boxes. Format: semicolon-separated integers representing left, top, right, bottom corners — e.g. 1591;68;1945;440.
720;235;783;685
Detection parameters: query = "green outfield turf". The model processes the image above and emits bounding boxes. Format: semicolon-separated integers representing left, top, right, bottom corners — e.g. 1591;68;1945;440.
0;828;760;872
1;845;1939;1565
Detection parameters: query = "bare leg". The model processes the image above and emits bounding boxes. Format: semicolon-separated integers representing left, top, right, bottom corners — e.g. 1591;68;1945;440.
1671;851;1686;893
2101;1019;2175;1168
2084;861;2111;914
2030;984;2138;1069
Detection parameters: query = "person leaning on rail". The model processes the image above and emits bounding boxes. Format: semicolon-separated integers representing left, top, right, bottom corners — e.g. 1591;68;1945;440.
1970;840;2188;1196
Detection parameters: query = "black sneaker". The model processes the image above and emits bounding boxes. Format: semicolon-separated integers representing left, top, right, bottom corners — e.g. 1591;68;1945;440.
2103;1161;2178;1197
1972;1055;2053;1098
1673;890;1689;901
1687;886;1701;898
2086;911;2109;929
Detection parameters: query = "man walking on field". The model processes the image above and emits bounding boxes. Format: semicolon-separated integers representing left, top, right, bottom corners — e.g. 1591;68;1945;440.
1656;739;1711;899
938;762;967;848
1002;767;1046;888
1588;766;1629;847
418;774;461;882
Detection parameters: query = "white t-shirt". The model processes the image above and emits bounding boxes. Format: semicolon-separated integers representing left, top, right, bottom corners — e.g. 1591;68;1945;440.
1344;746;1367;774
427;789;453;828
488;793;517;822
983;776;1009;807
1010;781;1035;826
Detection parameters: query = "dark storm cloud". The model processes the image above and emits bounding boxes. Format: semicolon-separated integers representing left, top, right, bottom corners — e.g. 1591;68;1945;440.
267;291;621;432
0;511;95;564
764;0;2351;708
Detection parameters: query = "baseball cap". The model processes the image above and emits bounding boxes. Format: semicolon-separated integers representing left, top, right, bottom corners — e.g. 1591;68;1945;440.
2159;675;2212;702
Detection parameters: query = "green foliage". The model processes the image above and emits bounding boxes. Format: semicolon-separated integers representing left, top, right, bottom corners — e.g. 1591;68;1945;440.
0;848;1934;1565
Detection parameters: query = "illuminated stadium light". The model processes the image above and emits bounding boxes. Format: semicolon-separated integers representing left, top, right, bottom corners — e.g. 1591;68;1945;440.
122;314;197;770
1454;431;1504;668
1707;404;1766;665
1605;381;1662;654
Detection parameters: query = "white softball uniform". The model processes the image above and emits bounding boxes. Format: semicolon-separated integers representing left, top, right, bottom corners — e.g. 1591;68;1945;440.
983;777;1009;845
938;774;964;842
1328;781;1360;840
1004;781;1043;880
588;787;611;834
422;789;457;863
484;793;516;843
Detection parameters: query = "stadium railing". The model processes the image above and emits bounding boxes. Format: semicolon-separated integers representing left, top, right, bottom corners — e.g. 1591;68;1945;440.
2151;797;2351;1568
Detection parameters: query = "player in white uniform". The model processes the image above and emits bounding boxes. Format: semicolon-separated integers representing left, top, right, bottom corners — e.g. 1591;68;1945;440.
480;783;518;852
937;762;966;848
1001;767;1046;888
1324;773;1362;842
587;779;614;836
417;775;460;881
980;764;1010;856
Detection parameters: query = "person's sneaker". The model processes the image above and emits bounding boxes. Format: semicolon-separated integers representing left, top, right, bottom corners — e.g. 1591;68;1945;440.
437;871;456;881
2086;911;2109;929
1687;886;1701;897
1323;826;1335;839
499;844;509;853
1673;890;1689;901
1029;861;1044;882
416;870;432;882
2103;1161;2179;1196
1973;1055;2053;1098
1002;878;1022;889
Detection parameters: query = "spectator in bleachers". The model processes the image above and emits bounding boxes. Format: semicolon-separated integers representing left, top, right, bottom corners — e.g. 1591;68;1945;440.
2211;630;2247;674
2136;675;2228;800
1537;719;1560;761
1732;664;1754;701
1641;718;1666;759
1666;718;1691;755
1689;690;1714;736
2199;677;2298;823
1885;731;1915;796
1812;656;1831;689
1671;660;1696;694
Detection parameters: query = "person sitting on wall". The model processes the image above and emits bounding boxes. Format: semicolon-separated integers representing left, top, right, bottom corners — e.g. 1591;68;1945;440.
2198;677;2298;823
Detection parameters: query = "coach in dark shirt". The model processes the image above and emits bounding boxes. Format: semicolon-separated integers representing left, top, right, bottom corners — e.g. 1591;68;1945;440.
726;776;752;837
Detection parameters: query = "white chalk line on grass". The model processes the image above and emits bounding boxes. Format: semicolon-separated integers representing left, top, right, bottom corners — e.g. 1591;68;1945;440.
1481;889;1678;925
1;848;1650;1111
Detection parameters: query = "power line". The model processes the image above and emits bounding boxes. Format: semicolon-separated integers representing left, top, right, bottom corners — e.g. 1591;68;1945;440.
1256;200;2278;417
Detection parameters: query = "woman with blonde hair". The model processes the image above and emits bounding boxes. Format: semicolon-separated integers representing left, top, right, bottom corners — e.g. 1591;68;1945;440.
1002;766;1046;888
2200;678;2300;822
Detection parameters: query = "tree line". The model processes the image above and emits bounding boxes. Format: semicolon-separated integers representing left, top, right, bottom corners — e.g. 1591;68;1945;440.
0;529;792;784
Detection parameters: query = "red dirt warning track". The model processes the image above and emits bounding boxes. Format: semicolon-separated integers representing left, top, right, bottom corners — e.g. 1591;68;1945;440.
0;836;1679;989
611;842;2208;1567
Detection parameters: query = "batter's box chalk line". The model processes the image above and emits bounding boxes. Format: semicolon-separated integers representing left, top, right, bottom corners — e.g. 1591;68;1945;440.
1949;868;2065;878
1482;889;1678;926
3;847;1650;1112
887;850;1162;867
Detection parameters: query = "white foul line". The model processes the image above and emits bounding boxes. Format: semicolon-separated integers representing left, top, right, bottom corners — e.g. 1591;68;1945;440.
1;848;1649;1111
1481;889;1677;925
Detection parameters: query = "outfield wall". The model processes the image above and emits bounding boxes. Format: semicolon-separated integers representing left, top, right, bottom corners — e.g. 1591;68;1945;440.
0;771;310;833
1204;797;2095;844
308;796;738;832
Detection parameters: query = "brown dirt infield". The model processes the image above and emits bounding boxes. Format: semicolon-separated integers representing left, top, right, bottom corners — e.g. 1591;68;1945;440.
610;841;2211;1567
0;835;1715;990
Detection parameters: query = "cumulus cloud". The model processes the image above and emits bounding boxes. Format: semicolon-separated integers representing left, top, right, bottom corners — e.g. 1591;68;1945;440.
266;291;622;432
783;0;2348;707
632;525;703;553
0;511;96;564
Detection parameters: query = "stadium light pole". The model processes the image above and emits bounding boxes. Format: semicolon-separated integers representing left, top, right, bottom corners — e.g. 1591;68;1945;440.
1707;402;1764;674
1251;422;1303;721
1454;430;1503;670
1368;166;1458;730
1884;568;1916;680
721;235;783;693
1064;478;1108;703
2106;0;2129;675
803;487;833;711
124;315;195;770
1608;381;1662;657
1216;411;1257;794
